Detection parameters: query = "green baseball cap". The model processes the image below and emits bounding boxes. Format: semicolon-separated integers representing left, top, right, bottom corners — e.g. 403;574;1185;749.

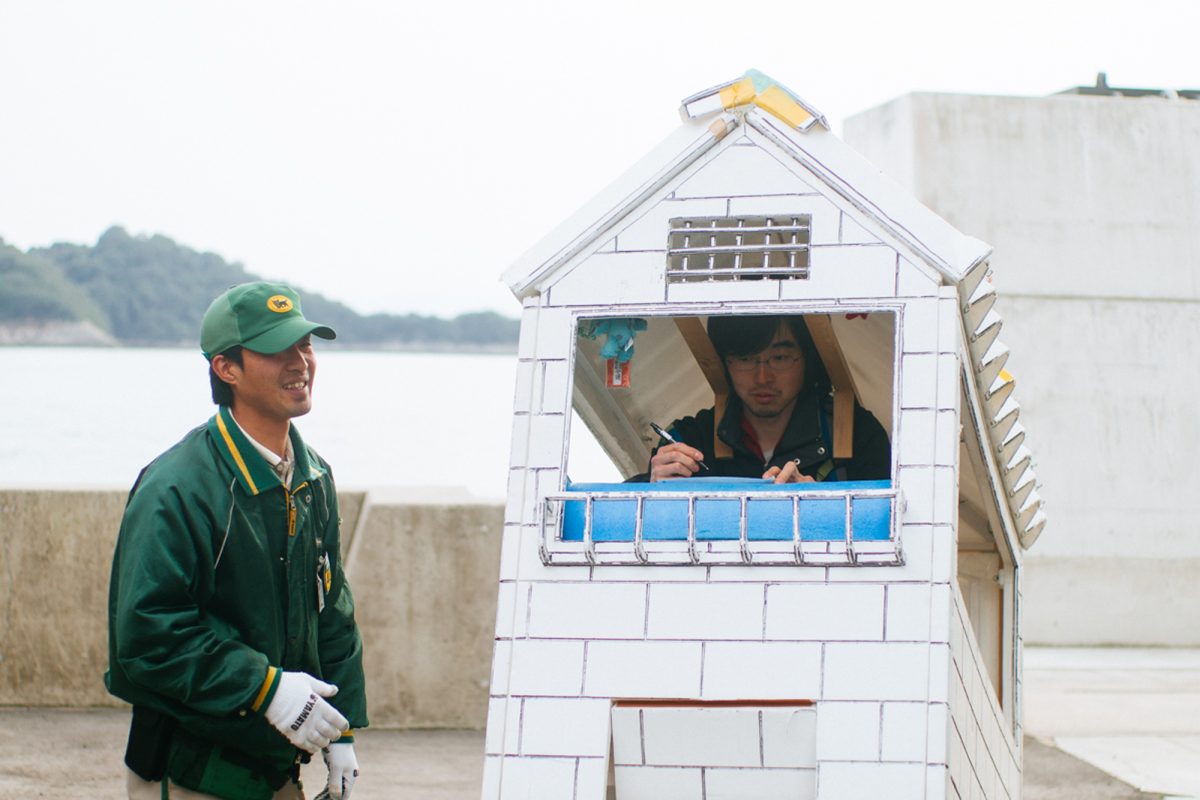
201;281;336;359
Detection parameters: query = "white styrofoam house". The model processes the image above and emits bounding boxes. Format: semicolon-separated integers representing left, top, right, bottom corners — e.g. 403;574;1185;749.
486;71;1046;800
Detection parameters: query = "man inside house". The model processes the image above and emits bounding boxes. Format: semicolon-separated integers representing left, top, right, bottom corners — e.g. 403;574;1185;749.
107;281;367;800
643;314;890;482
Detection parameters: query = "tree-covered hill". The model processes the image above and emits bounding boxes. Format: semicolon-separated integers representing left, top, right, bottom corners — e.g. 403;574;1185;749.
0;240;109;327
1;227;518;349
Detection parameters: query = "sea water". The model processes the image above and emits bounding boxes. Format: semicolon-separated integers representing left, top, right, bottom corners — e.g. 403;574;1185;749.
0;347;620;498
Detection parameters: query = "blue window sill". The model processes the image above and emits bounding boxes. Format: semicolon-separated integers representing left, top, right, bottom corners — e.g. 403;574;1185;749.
561;477;893;543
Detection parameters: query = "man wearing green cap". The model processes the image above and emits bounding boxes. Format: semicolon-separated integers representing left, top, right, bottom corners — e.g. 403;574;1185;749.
107;282;367;799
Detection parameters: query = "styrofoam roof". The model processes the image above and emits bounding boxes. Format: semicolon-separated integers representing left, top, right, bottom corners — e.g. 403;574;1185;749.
743;108;993;281
502;114;734;300
957;271;1045;550
504;71;993;297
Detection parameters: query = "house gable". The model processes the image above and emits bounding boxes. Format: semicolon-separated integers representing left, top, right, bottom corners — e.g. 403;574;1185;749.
541;127;943;309
521;122;980;312
506;70;1043;553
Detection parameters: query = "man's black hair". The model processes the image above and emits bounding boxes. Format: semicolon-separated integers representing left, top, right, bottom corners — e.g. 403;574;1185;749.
706;315;831;396
209;345;244;406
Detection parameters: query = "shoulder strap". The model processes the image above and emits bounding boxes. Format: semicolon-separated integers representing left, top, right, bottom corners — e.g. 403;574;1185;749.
816;401;845;482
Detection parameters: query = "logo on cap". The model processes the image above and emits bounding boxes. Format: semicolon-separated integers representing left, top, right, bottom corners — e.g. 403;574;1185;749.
267;295;294;313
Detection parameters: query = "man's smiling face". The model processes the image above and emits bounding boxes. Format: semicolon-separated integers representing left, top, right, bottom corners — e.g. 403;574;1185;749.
230;334;317;426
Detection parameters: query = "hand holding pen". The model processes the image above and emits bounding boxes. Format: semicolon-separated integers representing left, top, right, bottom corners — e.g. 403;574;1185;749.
648;422;709;482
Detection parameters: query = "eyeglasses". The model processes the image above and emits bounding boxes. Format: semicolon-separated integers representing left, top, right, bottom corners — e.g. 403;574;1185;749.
726;353;804;374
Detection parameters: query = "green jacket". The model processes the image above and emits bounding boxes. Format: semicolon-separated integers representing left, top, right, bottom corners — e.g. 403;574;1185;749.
106;406;368;771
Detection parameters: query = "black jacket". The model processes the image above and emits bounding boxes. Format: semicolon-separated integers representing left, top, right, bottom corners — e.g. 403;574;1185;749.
633;390;890;482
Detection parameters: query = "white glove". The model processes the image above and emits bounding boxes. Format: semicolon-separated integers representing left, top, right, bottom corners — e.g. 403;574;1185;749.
323;742;360;799
263;671;348;753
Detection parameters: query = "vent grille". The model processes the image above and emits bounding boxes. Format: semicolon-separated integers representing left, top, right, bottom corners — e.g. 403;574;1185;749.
667;216;811;282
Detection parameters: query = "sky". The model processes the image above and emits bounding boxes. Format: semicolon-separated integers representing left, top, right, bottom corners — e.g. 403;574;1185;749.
2;0;1197;318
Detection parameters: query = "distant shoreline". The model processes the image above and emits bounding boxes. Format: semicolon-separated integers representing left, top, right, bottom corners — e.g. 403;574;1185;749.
0;341;517;354
0;320;515;353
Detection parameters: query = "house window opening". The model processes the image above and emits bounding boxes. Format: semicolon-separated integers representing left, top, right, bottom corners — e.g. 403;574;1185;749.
557;312;899;567
667;216;811;282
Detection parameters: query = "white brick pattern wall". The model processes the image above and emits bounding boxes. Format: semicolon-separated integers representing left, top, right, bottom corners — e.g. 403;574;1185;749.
485;120;1022;800
947;589;1021;799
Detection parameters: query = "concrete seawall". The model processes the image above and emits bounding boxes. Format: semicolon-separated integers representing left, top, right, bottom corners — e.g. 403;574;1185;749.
4;488;1189;728
0;488;501;728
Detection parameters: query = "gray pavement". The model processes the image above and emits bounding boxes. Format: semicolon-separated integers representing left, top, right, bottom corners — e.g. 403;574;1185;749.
6;646;1197;799
1024;647;1200;799
1023;736;1159;799
0;709;1158;799
0;709;482;800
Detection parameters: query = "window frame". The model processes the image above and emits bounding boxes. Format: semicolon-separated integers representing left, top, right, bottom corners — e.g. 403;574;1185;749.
544;304;904;567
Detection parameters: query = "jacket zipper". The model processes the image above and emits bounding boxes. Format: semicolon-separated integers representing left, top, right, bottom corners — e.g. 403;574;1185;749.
287;481;311;538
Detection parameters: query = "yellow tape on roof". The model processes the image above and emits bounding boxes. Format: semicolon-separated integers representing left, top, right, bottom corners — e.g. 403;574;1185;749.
754;85;813;129
719;77;756;109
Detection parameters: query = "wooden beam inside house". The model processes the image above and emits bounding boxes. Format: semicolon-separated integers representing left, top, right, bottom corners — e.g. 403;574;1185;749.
674;317;732;459
803;315;858;459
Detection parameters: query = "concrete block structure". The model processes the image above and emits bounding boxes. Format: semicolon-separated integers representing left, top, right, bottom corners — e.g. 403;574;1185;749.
488;71;1046;799
842;84;1200;647
0;488;502;729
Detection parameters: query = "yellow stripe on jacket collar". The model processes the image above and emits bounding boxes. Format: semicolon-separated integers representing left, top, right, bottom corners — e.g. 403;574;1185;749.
208;407;327;495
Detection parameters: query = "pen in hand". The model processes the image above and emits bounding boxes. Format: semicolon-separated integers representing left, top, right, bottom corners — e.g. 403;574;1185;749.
650;422;710;471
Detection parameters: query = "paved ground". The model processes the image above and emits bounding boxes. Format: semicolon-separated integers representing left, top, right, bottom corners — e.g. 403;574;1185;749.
0;709;482;799
0;708;1159;799
4;646;1196;799
1023;736;1160;799
1024;648;1200;799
